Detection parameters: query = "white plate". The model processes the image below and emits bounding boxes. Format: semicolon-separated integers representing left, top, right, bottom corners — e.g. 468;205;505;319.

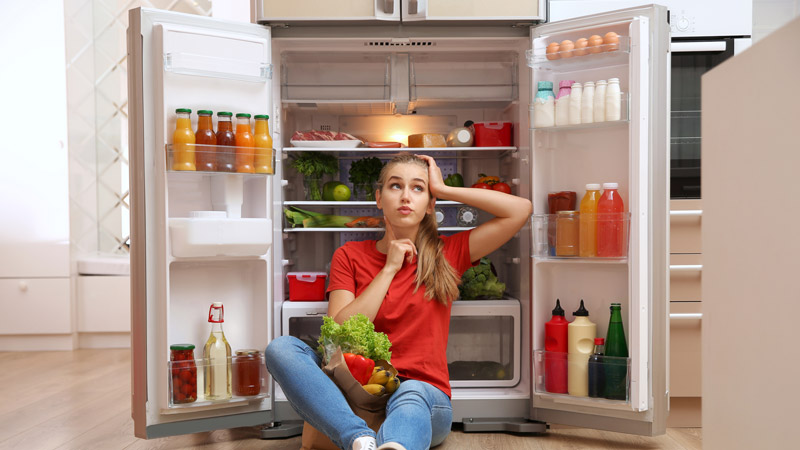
290;139;362;148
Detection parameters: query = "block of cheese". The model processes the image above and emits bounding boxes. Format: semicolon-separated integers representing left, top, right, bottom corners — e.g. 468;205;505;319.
408;133;446;148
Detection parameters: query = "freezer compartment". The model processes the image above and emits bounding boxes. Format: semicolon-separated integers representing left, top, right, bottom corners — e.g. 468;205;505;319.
280;52;392;102
167;355;269;411
526;35;630;69
531;213;631;260
533;350;630;404
169;217;271;258
167;144;275;175
448;300;520;387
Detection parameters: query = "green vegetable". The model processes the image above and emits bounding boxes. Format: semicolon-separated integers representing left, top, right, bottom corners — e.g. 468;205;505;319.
283;206;358;228
318;314;392;364
348;157;384;201
290;152;339;200
284;206;322;227
458;257;506;300
444;173;464;187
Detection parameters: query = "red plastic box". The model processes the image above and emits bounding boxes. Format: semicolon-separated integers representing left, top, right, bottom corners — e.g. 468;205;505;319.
473;121;513;147
287;272;327;301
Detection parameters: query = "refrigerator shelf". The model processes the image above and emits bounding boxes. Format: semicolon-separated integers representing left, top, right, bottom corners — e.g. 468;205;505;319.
531;92;630;131
533;349;631;406
164;52;272;83
284;200;464;206
169;217;272;258
525;36;631;70
166;144;275;175
532;257;627;264
284;146;516;153
283;226;475;233
532;213;631;259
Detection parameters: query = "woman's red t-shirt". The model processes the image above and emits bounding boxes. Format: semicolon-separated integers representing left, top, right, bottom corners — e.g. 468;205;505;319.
326;230;474;398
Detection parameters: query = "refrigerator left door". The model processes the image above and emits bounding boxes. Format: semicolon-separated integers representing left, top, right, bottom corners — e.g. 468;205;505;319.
128;7;274;439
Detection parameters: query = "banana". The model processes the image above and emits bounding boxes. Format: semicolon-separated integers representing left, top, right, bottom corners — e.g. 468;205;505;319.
384;376;400;394
362;383;386;396
372;366;385;375
368;370;393;386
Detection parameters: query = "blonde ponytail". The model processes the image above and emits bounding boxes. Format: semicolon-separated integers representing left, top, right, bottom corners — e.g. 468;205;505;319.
377;154;461;305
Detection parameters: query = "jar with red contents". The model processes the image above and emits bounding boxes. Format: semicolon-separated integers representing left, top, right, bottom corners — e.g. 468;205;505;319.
233;349;262;396
170;344;197;404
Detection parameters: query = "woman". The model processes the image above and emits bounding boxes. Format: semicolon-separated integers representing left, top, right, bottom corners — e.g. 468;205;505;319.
265;154;531;450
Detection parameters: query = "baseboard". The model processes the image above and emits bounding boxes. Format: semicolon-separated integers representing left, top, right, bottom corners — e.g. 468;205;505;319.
78;332;131;349
0;334;76;351
667;397;702;427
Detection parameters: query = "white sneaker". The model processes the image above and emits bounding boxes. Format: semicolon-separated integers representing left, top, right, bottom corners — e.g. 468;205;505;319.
377;443;408;450
353;436;377;450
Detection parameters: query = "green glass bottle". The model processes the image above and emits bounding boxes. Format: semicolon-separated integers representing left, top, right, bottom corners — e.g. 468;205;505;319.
603;302;629;400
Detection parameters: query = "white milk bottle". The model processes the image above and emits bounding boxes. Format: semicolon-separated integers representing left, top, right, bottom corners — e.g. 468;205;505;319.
593;80;607;123
568;82;583;125
581;81;595;124
568;299;597;397
605;77;622;121
533;81;556;128
555;80;574;127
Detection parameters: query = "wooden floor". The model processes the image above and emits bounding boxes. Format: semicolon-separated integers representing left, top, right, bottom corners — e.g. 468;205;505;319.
0;349;701;450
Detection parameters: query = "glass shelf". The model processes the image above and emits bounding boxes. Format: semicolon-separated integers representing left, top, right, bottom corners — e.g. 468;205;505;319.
166;144;275;175
283;226;473;233
284;200;464;207
284;146;516;153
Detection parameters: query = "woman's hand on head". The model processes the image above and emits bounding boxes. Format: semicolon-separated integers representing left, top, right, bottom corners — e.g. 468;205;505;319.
382;216;417;274
415;154;447;199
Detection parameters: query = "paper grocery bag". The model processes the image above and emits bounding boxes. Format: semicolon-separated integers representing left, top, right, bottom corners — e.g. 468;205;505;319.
300;348;397;450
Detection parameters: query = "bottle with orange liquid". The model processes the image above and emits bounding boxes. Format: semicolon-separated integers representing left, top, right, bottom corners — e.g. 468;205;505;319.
597;182;625;257
216;112;236;173
234;113;255;173
172;108;196;171
253;115;273;174
579;183;601;257
195;110;216;172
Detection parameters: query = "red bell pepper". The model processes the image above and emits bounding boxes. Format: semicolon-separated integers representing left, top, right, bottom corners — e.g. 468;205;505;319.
342;353;375;385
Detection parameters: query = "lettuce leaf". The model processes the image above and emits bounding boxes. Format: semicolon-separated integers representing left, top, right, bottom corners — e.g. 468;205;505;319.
317;314;392;363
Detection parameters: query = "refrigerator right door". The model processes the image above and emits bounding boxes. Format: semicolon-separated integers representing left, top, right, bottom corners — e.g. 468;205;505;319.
527;5;670;435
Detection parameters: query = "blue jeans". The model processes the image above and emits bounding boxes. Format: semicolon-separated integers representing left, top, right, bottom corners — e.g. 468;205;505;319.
264;336;453;450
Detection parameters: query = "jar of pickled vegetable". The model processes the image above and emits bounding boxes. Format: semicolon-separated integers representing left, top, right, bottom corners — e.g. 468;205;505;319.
233;349;262;396
170;344;197;404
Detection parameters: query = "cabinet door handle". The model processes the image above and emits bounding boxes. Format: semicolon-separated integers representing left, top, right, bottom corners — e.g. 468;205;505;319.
408;0;418;15
380;0;394;14
669;264;703;272
669;313;703;320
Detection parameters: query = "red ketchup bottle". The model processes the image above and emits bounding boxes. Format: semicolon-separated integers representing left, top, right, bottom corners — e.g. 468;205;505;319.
544;298;569;393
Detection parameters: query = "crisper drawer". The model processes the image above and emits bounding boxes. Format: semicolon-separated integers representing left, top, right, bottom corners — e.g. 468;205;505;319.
448;300;520;388
670;254;702;302
670;302;701;397
282;301;329;350
670;199;702;254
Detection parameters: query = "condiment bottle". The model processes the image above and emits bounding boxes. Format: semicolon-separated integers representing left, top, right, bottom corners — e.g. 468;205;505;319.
579;183;601;257
588;337;605;398
597;182;626;257
568;82;583;125
170;343;197;404
604;303;629;400
547;191;577;256
567;300;596;397
253;114;273;174
204;302;232;400
593;80;607;122
233;349;262;396
581;81;595;124
555;80;574;127
195;110;216;172
544;299;569;394
172;108;196;171
533;81;556;128
446;126;474;147
555;211;579;256
605;78;622;121
216;112;236;172
234;113;255;173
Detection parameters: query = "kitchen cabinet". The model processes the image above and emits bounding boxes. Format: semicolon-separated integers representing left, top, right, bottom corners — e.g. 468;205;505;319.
257;0;400;23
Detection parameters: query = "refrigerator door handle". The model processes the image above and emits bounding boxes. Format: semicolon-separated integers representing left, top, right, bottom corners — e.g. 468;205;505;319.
670;41;727;53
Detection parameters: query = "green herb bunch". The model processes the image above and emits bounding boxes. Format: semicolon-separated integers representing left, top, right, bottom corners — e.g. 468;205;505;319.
290;152;339;200
348;157;384;201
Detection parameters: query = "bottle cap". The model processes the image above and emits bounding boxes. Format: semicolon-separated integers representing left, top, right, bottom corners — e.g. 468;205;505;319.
584;81;595;87
217;111;233;117
175;108;191;113
594;338;605;345
464;120;475;127
573;299;589;317
254;114;269;120
537;81;554;90
197;110;213;115
596;79;608;85
235;349;261;356
235;113;252;118
608;78;619;83
208;302;225;323
552;298;565;317
610;302;622;309
602;182;619;189
586;183;601;190
559;80;575;88
571;82;582;89
170;343;195;350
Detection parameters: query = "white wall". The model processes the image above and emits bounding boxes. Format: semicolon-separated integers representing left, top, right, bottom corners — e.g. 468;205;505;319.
753;0;800;42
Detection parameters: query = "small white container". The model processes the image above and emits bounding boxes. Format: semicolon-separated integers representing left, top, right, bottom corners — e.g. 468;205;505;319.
581;81;595;124
605;78;622;121
593;80;607;122
169;216;272;258
568;82;583;125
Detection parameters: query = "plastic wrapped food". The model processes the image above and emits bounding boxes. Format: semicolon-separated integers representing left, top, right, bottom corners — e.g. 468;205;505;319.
291;130;360;141
408;133;446;148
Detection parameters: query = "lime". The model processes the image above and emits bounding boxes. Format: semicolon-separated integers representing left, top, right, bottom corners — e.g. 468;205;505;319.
322;181;341;201
332;184;351;201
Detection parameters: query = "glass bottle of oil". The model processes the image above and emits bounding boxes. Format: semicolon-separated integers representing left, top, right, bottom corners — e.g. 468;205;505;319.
203;302;232;400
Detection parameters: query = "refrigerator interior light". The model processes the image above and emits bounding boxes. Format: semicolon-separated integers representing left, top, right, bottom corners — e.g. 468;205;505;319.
164;52;272;83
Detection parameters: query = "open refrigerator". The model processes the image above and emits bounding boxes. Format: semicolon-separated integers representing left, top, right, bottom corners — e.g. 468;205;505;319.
128;4;669;440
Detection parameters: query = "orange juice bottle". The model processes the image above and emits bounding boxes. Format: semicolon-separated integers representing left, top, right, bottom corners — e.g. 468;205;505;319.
172;108;196;171
253;114;273;174
579;183;601;257
234;113;255;173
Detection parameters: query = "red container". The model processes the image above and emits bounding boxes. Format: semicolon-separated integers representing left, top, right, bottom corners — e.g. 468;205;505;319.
287;272;327;301
473;121;512;147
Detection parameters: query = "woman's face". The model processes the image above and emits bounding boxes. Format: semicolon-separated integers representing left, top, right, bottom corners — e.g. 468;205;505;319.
376;162;435;227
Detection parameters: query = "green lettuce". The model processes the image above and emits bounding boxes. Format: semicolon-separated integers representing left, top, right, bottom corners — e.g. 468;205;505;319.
317;314;392;363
